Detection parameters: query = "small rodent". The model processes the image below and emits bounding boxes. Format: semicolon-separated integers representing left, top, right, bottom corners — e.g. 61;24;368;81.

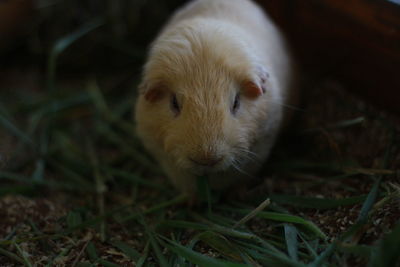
135;0;296;196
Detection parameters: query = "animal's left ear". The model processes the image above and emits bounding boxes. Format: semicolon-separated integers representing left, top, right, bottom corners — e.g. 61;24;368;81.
139;82;168;103
241;65;270;99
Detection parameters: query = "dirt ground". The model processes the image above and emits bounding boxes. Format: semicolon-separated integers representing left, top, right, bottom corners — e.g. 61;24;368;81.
0;67;399;265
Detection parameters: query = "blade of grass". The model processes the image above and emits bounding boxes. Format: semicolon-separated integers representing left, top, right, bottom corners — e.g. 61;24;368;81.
85;242;120;267
191;212;280;245
343;167;394;176
310;212;376;266
160;237;248;267
14;242;33;267
208;213;242;228
196;176;212;215
0;102;11;118
71;241;91;267
57;205;133;237
236;238;313;263
105;167;164;189
357;178;381;224
356;132;392;225
0;114;35;148
87;141;106;242
32;126;48;182
138;216;168;267
87;79;137;136
0;185;35;196
86;241;98;262
32;158;45;182
309;241;337;267
149;234;169;267
196;231;243;262
269;194;366;210
190;213;305;266
96;259;120;267
0;171;91;192
301;117;365;135
27;220;52;252
0;247;25;265
75;263;93;267
47;18;104;91
119;194;187;223
220;208;326;240
158;220;209;231
329;116;365;129
28;91;91;135
47;159;93;190
96;122;159;171
66;210;83;229
369;222;400;267
233;198;270;228
297;233;318;259
0;172;36;184
336;243;372;259
136;241;150;267
110;240;141;262
52;130;86;162
45;245;74;267
238;246;286;267
284;224;299;261
174;237;199;267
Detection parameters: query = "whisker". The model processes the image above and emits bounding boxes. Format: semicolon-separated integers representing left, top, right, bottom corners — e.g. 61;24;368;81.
234;147;261;164
265;99;304;112
231;158;253;178
239;149;260;160
238;152;258;164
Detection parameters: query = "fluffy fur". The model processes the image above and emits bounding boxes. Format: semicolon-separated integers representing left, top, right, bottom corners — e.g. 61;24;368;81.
135;0;295;194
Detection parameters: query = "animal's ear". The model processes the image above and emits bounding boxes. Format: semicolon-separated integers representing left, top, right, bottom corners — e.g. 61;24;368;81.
242;80;264;99
140;83;168;103
242;66;270;99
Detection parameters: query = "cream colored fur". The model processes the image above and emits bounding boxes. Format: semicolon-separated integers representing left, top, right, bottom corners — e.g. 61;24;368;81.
135;0;294;194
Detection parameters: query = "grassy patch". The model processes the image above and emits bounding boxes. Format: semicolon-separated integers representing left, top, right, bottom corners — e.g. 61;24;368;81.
1;1;399;266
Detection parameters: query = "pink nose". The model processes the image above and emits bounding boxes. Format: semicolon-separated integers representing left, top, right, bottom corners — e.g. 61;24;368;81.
189;156;223;167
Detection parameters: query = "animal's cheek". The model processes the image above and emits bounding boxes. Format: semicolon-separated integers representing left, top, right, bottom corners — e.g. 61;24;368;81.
163;134;193;170
162;130;176;154
139;123;163;150
222;122;247;150
136;105;170;150
163;128;185;158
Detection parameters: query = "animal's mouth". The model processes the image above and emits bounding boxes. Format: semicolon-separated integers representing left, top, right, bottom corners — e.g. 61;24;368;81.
187;164;226;175
185;158;231;175
189;156;223;167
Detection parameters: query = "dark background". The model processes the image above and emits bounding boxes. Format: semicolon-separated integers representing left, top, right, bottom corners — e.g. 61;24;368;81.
1;0;399;115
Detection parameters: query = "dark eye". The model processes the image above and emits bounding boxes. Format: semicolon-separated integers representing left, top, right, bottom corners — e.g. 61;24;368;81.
232;93;240;114
170;93;181;116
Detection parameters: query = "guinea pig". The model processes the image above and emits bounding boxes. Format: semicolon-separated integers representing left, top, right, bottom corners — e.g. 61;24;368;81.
135;0;296;195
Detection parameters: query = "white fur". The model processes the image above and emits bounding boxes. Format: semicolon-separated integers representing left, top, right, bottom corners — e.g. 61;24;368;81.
135;0;295;195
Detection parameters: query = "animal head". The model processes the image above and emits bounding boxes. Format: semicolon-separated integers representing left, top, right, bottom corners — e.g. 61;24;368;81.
135;19;271;174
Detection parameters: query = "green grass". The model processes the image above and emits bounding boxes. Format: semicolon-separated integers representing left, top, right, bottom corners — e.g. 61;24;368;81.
1;3;400;266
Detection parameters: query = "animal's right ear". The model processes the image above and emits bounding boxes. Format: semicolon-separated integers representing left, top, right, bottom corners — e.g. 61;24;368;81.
140;83;168;103
241;64;270;99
